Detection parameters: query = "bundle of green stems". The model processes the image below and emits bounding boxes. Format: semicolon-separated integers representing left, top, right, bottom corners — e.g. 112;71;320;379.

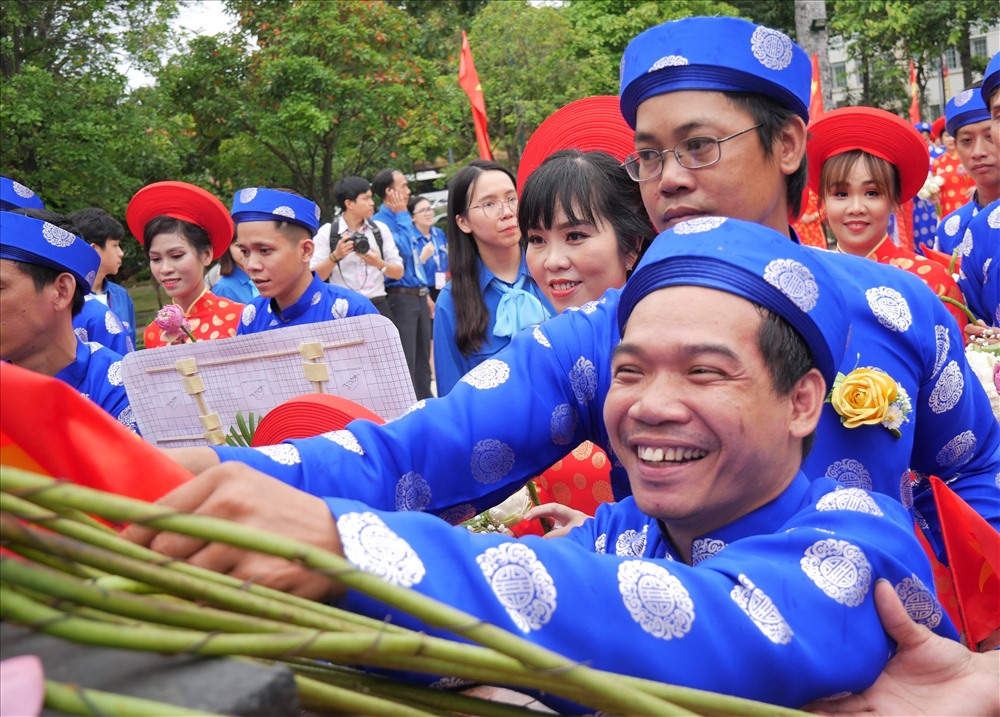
0;466;807;717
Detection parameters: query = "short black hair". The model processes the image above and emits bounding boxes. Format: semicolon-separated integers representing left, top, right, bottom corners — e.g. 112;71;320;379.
334;176;371;210
371;169;398;199
755;305;816;456
407;194;429;214
9;208;87;315
67;207;124;248
143;215;214;260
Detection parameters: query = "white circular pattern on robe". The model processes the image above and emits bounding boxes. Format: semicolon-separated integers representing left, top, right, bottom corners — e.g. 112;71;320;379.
953;88;974;106
673;216;727;234
439;503;477;525
648;55;689;72
314;205;322;221
470;438;515;484
273;205;295;219
618;560;695;639
983;258;992;278
339;511;425;587
476;543;557;633
823;458;872;490
241;304;257;326
105;311;123;334
268;319;278;327
729;574;793;644
932;325;950;377
85;270;97;287
74;327;89;342
394;471;431;512
928;361;963;414
428;676;474;690
333;298;350;319
320;429;364;455
569;356;597;405
816;487;884;516
400;400;427;418
989;206;1000;228
762;258;819;312
578;299;602;315
865;286;912;332
895;574;942;629
943;214;961;236
615;524;648;557
42;222;75;247
12;181;34;198
958;228;974;257
117;406;137;430
239;188;257;203
549;404;577;446
310;291;321;305
87;341;102;353
936;430;976;467
800;539;871;607
594;534;607;554
690;537;727;565
750;26;793;70
107;361;124;386
253;443;301;466
899;469;914;509
461;359;511;389
531;325;551;348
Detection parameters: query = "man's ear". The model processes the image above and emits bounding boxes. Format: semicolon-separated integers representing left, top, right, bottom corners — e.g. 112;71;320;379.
778;116;808;178
788;367;826;440
51;273;77;311
300;237;314;263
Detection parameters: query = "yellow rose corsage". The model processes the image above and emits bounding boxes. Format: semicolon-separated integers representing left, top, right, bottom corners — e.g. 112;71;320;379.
827;367;911;439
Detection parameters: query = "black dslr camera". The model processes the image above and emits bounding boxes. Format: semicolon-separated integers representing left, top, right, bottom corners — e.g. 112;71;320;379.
348;231;370;254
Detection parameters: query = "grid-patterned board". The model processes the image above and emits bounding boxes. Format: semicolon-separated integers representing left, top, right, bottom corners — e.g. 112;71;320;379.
122;315;415;448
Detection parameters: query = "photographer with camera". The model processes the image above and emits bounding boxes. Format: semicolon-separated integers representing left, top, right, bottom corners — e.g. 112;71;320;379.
312;176;403;319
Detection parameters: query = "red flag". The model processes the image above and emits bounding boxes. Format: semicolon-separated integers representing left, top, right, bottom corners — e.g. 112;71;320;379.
929;476;1000;646
459;30;492;160
909;60;921;124
809;53;825;120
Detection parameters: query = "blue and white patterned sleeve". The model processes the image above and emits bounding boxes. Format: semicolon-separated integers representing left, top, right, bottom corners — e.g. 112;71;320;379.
74;299;134;354
323;484;955;709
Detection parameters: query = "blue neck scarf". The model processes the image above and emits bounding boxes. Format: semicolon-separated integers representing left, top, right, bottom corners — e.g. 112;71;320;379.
491;275;550;338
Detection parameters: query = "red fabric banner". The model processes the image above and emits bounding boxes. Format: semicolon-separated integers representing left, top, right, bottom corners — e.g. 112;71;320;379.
459;30;492;160
809;53;825;120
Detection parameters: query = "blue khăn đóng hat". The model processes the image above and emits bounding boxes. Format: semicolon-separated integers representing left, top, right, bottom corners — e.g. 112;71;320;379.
982;52;1000;107
231;188;321;234
0;212;100;292
945;86;989;137
0;177;45;212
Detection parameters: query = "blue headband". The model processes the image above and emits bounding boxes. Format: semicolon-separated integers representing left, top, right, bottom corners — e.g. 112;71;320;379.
230;188;321;233
619;16;811;129
945;87;989;136
914;122;931;133
619;217;848;389
983;52;1000;107
0;177;45;212
0;212;100;291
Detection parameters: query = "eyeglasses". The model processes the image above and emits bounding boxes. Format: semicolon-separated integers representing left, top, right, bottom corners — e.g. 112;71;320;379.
466;195;518;220
623;124;763;182
413;207;435;215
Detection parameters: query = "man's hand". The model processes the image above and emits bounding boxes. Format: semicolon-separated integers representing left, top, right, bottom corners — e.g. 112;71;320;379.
522;503;590;538
805;579;999;716
419;241;435;263
121;462;345;601
162;447;221;475
383;187;407;213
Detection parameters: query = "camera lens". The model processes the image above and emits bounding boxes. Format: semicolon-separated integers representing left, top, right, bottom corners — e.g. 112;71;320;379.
353;235;370;254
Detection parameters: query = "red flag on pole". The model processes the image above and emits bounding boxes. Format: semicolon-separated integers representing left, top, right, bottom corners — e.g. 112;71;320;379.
809;53;825;120
459;31;492;160
909;59;921;124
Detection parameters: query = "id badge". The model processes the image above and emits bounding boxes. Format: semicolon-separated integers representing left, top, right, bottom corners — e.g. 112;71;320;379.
435;271;447;290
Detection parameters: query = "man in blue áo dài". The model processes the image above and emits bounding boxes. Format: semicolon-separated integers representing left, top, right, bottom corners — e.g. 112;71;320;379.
0;211;137;432
126;218;956;710
169;16;1000;558
231;188;378;334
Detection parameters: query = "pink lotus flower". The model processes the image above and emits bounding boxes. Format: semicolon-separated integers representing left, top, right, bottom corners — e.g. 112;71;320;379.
154;304;196;343
0;655;44;717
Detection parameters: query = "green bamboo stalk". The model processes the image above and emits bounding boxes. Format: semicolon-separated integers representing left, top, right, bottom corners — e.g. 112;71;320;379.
44;679;224;716
940;294;978;323
1;469;690;716
294;673;443;717
4;542;105;580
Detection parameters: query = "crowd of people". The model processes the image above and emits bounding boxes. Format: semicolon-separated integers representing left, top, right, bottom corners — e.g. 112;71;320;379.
2;13;999;716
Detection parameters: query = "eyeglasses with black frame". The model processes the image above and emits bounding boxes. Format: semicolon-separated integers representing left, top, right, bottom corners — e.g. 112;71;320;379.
623;124;763;182
466;195;518;220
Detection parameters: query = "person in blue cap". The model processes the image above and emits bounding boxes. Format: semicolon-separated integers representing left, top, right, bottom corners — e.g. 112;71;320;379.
0;211;137;432
931;81;1000;258
230;187;378;333
957;52;1000;338
0;176;45;212
128;218;955;710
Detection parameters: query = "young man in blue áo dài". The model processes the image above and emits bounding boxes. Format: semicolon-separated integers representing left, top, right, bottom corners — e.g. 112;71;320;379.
958;52;1000;338
169;16;1000;557
126;218;956;711
0;211;137;433
930;81;1000;258
231;188;378;334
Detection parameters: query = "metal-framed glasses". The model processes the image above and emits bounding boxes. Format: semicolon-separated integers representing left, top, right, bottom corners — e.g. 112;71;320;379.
466;195;518;220
623;124;763;182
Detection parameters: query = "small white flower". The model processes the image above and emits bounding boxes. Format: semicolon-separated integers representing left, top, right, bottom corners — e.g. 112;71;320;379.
881;404;904;431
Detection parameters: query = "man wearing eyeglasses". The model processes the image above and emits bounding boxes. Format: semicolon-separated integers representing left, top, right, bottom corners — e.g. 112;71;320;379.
164;17;999;594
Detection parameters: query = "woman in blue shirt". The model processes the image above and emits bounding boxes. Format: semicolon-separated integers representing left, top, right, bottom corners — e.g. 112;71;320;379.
211;239;260;305
432;160;553;395
408;194;448;302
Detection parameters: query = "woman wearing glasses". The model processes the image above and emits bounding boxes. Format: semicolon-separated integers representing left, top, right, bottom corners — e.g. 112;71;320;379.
432;160;553;395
